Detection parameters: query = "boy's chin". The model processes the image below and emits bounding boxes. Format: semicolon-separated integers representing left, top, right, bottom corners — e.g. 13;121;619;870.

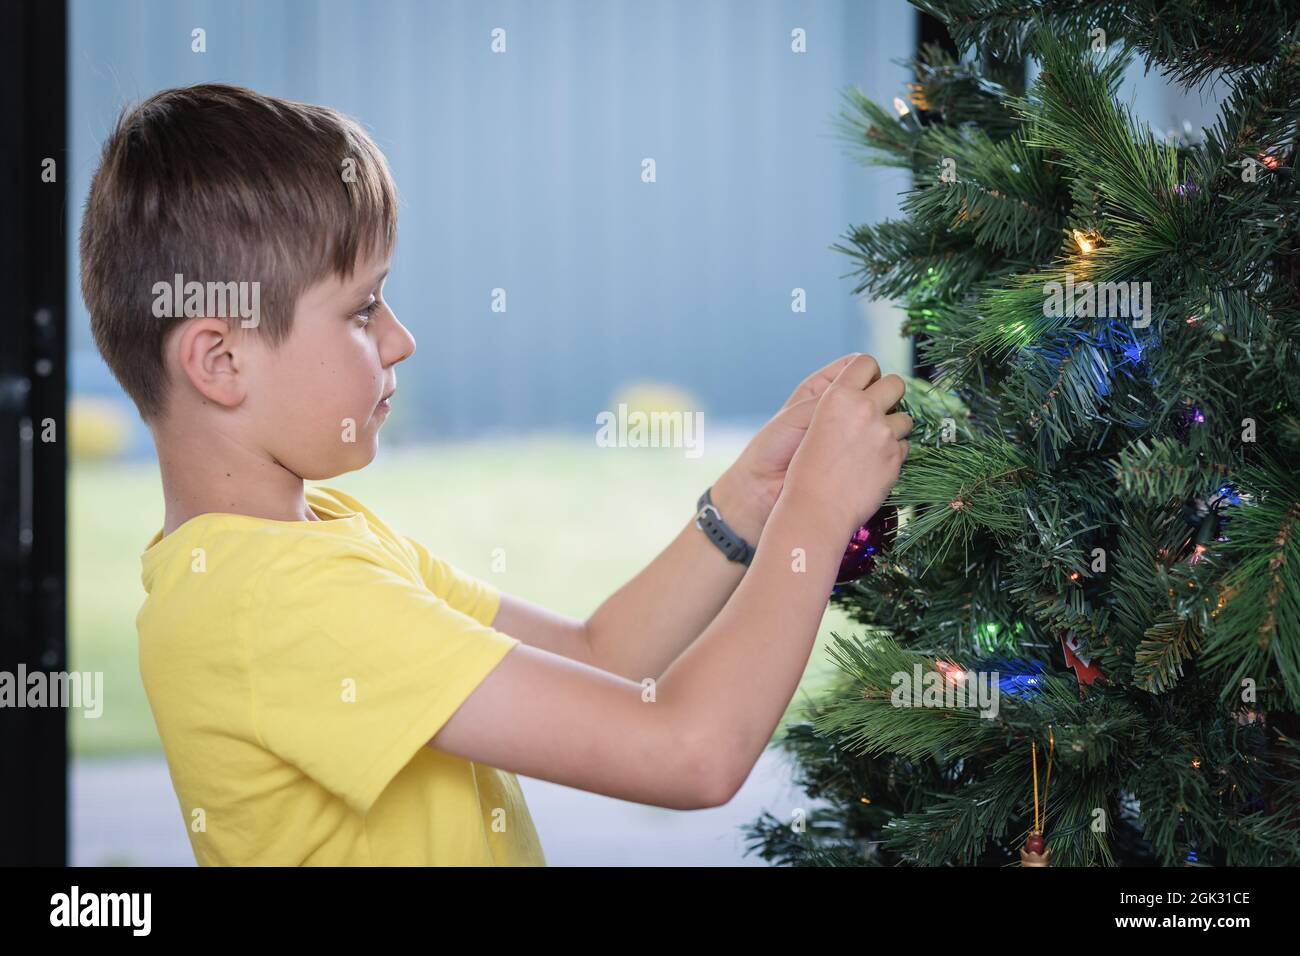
338;438;381;474
293;437;380;481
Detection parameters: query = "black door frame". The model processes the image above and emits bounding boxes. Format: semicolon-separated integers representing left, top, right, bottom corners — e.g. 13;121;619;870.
1;0;69;867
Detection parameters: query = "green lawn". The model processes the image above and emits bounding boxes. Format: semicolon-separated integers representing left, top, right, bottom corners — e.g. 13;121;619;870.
70;434;855;756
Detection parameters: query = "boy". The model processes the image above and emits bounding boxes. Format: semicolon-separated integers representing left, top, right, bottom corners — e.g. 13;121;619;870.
79;84;911;866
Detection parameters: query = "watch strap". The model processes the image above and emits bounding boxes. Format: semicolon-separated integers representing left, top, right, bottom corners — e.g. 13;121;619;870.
695;486;754;566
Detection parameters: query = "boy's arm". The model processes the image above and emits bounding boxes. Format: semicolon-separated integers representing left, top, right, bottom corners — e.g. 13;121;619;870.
491;355;868;679
432;489;847;810
553;468;767;682
487;468;762;678
431;357;908;809
488;593;594;664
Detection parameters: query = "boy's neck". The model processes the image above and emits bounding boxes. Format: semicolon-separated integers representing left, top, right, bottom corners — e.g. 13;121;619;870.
152;415;320;536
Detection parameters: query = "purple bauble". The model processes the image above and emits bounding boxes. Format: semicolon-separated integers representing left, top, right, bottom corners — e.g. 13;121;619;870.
836;505;898;584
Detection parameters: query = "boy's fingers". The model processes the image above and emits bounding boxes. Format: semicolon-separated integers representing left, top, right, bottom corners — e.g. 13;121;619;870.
865;373;906;412
780;394;821;429
829;353;883;393
779;353;867;411
886;411;913;439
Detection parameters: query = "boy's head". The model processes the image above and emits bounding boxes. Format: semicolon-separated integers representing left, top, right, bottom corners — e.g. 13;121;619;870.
80;83;414;479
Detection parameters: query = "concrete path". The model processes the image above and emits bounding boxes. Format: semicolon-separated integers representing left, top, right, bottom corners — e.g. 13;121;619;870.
71;749;806;866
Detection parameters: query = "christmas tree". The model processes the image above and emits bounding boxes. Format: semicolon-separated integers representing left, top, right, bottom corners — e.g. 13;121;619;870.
744;1;1300;866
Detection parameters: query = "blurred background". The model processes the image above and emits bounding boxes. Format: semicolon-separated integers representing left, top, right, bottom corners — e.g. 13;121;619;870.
50;0;1225;865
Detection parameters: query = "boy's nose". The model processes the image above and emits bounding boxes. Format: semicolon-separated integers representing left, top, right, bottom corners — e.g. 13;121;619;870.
384;312;416;365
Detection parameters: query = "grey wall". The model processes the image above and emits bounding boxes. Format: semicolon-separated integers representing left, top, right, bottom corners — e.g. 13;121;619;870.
68;0;917;445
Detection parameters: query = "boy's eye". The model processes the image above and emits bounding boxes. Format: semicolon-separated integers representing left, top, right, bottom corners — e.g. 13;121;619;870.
354;298;378;323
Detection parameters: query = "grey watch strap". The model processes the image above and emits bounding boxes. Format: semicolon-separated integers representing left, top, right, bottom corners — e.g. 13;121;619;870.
695;486;754;565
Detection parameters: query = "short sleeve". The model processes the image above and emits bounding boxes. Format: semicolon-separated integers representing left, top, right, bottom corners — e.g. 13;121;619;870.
401;534;502;627
245;542;521;817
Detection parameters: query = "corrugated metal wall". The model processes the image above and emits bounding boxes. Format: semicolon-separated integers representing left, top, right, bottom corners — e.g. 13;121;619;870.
68;0;917;441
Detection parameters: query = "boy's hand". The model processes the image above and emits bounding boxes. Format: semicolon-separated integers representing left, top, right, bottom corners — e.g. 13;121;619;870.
711;354;866;543
781;354;911;537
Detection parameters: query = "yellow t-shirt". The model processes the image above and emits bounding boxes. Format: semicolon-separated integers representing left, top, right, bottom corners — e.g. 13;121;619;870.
137;485;546;866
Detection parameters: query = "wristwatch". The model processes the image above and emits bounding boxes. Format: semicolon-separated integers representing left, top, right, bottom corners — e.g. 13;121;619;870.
695;486;754;566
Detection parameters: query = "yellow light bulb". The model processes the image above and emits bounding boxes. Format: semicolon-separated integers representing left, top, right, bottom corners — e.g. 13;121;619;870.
1072;228;1094;254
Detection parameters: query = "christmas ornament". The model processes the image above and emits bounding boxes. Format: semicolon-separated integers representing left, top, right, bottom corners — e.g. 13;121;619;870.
1020;731;1055;867
1171;402;1206;442
835;505;898;584
1021;831;1051;866
1061;632;1104;686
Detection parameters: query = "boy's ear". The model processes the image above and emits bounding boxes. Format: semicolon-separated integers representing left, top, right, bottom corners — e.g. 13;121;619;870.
172;317;247;410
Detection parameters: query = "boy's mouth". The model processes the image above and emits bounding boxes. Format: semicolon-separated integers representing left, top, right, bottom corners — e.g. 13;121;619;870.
377;387;395;413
